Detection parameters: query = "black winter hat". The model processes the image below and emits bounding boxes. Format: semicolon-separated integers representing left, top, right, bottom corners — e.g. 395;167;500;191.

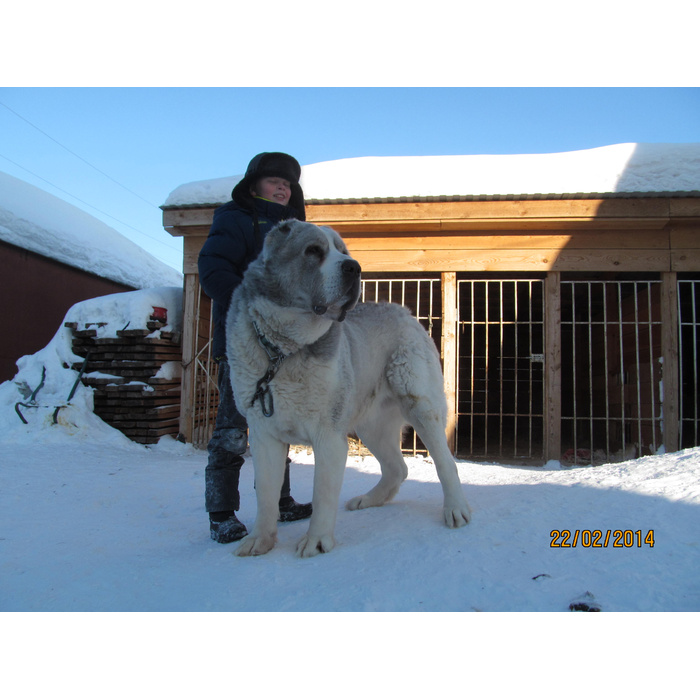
231;152;306;220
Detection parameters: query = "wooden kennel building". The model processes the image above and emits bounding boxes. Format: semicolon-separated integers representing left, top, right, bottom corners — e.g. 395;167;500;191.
163;174;700;466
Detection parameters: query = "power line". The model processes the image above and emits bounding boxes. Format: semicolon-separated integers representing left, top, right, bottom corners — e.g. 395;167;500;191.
0;152;181;254
0;99;160;208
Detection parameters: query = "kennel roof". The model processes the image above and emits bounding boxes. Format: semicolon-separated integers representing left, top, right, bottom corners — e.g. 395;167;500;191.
163;143;700;209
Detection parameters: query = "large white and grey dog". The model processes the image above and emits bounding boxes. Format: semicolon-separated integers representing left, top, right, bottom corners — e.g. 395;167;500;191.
226;219;471;557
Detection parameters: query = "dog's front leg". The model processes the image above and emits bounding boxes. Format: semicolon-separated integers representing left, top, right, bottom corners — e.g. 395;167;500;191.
235;430;287;557
296;434;348;558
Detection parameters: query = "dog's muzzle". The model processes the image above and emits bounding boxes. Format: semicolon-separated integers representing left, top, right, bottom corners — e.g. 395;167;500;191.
312;258;362;322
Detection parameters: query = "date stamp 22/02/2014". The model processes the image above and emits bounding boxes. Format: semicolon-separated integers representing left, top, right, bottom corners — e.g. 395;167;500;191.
550;529;655;548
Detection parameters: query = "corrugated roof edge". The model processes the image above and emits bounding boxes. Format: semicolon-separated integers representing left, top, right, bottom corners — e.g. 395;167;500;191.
161;190;700;210
306;191;700;205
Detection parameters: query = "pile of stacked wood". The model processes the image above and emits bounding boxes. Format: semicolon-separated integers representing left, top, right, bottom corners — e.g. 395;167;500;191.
65;319;182;444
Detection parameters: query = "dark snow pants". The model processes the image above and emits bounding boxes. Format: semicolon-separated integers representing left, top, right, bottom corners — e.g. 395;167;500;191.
204;357;291;513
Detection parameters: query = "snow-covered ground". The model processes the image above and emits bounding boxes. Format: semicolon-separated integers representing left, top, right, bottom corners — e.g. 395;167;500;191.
2;433;699;613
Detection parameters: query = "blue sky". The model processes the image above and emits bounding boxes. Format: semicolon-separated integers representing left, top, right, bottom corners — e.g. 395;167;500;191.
1;87;699;272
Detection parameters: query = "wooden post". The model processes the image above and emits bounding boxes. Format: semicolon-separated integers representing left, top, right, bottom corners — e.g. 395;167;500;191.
178;273;199;443
441;272;458;454
544;271;562;463
661;271;679;453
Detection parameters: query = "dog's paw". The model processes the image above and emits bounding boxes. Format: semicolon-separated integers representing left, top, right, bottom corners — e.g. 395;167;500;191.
235;533;276;557
346;493;383;510
296;533;335;558
345;495;365;511
444;501;472;528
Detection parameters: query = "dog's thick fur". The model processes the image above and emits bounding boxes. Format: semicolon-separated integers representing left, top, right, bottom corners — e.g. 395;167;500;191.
227;220;471;557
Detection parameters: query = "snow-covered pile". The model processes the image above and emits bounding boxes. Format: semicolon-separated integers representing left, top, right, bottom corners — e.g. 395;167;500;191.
163;143;700;207
0;287;182;445
0;170;183;288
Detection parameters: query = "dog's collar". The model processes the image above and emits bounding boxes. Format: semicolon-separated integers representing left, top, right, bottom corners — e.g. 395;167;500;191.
251;322;287;417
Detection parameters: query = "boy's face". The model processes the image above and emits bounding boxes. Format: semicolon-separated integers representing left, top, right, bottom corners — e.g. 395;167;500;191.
251;176;292;206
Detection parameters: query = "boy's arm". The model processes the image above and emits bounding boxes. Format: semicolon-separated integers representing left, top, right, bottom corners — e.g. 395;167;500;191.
198;212;248;307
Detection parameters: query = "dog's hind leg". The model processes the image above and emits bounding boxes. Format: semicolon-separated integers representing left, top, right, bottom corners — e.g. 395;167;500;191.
235;431;288;557
346;406;408;511
407;405;471;528
385;336;471;528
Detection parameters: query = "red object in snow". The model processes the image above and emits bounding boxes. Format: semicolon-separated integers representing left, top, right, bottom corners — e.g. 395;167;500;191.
150;306;168;323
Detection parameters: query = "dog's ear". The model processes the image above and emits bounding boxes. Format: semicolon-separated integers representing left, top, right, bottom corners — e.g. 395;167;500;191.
277;220;295;235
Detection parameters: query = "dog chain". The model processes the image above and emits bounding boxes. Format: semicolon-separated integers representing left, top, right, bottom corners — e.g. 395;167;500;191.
251;322;287;417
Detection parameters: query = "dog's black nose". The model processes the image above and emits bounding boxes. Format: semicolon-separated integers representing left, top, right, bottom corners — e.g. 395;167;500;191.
342;259;361;278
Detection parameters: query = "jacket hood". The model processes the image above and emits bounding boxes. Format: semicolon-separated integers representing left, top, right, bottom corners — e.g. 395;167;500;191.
231;152;306;220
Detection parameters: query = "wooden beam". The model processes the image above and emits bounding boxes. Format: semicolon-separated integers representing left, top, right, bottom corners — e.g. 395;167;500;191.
165;224;212;238
669;198;700;217
162;207;217;228
670;227;700;248
441;272;458;454
183;235;207;275
349;248;673;273
345;230;670;251
550;249;671;272
544;271;562;463
161;197;700;238
307;197;673;224
672;250;700;271
660;272;679;453
178;274;199;443
439;218;669;231
315;218;670;233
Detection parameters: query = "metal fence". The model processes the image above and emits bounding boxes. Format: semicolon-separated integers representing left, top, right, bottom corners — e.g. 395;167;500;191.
184;275;699;461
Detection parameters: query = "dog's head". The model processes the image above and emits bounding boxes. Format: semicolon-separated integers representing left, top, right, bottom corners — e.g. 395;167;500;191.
253;220;362;322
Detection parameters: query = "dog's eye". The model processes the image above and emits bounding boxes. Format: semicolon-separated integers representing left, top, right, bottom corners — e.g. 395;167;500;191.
305;245;324;259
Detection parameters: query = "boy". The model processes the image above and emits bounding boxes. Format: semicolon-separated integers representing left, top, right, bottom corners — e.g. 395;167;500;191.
198;152;312;543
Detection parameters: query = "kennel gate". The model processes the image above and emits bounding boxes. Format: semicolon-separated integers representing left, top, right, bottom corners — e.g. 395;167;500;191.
455;278;546;463
559;277;664;465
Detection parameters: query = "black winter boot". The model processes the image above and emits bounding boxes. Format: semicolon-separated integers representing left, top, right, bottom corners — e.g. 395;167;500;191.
278;496;313;522
209;511;248;543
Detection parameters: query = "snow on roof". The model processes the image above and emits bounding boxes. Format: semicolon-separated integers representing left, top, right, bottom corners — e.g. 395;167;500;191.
0;171;182;289
163;143;700;208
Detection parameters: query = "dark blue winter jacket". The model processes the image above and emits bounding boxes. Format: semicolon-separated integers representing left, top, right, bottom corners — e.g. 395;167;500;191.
198;197;301;358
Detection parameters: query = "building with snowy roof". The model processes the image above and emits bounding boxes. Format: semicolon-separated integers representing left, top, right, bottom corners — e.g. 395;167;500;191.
162;143;700;465
0;171;182;382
